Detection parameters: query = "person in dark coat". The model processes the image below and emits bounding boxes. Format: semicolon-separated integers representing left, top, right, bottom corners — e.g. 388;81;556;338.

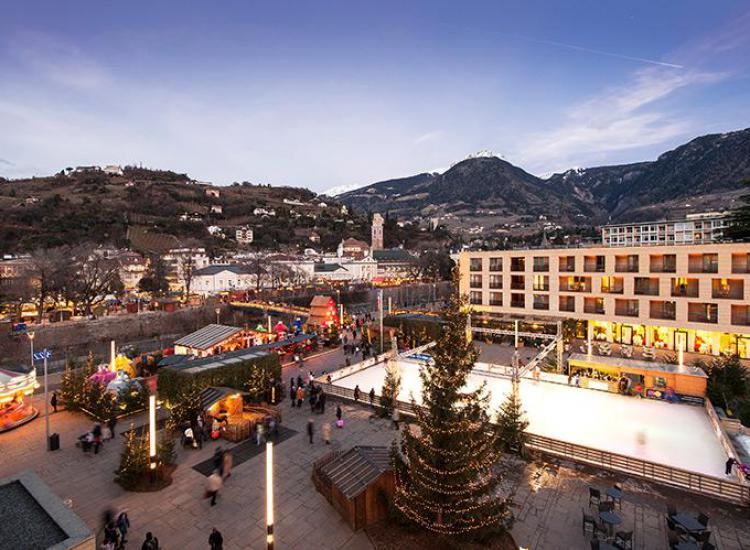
369;388;375;407
307;418;314;444
336;404;342;421
318;392;327;414
141;532;159;550
108;414;118;440
213;447;224;476
289;384;296;407
92;423;103;454
209;527;223;550
50;391;58;413
353;385;361;402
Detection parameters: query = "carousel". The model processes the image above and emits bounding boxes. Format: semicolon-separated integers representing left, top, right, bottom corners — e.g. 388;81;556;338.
0;367;39;432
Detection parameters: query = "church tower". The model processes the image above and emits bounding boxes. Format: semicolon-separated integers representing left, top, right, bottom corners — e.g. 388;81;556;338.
371;213;384;251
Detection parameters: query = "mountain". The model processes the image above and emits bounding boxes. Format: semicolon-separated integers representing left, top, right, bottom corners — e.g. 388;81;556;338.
339;128;750;224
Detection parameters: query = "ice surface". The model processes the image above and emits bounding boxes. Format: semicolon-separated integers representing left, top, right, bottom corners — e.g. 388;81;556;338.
335;358;729;477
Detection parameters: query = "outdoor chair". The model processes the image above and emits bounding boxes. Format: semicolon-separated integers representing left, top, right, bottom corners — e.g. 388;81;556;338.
697;512;709;527
666;516;687;539
666;503;677;517
589;487;601;507
667;531;682;550
582;510;597;536
692;531;711;543
614;530;633;550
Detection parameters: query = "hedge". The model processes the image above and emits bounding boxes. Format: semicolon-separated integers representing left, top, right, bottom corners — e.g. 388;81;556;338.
157;352;281;404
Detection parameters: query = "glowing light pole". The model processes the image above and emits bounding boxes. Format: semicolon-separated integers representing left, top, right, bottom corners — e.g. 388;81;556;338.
149;395;157;470
215;307;221;325
266;441;274;550
27;332;35;414
378;289;384;354
514;320;519;349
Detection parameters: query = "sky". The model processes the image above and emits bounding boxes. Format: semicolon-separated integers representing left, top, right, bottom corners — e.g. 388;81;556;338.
1;1;749;194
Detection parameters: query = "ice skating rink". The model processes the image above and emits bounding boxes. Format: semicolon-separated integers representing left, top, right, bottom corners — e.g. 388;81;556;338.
334;358;729;477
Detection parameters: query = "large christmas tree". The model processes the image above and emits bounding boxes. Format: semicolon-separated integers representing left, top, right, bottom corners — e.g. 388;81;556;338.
393;283;510;538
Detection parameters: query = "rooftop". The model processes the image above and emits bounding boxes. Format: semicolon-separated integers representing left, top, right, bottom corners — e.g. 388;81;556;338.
317;446;391;499
173;324;242;350
193;264;252;276
372;248;416;261
166;347;271;375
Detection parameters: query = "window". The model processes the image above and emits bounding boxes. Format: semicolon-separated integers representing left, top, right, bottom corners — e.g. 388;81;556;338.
533;275;549;291
650;300;676;321
650;254;676;273
489;257;503;272
654;376;667;389
584;297;605;314
533;295;550;310
511;275;525;290
671;278;699;298
489;292;503;306
584;255;605;272
533;257;549;272
469;274;483;289
615;255;639;272
469;258;483;272
600;276;623;294
634;277;659;296
615;299;639;317
731;305;750;326
711;278;743;300
688;253;718;274
688;303;718;324
731;253;750;274
560;276;591;292
510;257;525;272
511;293;525;308
489;274;503;289
559;295;575;312
469;291;482;305
559;256;576;272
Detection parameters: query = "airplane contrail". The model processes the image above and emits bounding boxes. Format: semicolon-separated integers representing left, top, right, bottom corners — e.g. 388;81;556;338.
529;37;685;69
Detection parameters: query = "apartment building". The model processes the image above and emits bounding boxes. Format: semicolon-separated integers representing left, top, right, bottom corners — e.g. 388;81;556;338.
601;212;729;247
458;243;750;358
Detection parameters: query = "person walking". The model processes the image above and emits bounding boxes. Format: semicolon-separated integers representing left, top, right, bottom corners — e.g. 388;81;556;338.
206;471;222;506
336;404;343;428
50;391;58;413
322;421;332;445
222;450;233;479
369;388;375;407
116;510;130;544
318;391;327;414
726;457;738;476
208;527;223;550
212;447;224;476
141;532;159;550
289;384;296;408
353;385;360;402
108;414;118;441
307;418;314;444
92;423;103;454
296;385;304;408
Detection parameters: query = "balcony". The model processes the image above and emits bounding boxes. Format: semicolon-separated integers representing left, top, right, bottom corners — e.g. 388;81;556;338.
469;258;483;272
559;276;591;293
688;254;718;274
600;276;624;294
711;279;744;300
688;303;718;324
510;257;525;272
469;292;482;305
510;275;525;290
533;295;550;310
533;257;549;272
671;278;699;298
731;253;750;274
634;277;660;296
584;298;605;315
469;275;482;289
584;255;606;273
650;254;676;273
731;305;750;326
615;299;639;317
488;275;503;289
559;296;575;312
615;255;639;273
510;294;525;308
650;300;676;321
559;256;576;272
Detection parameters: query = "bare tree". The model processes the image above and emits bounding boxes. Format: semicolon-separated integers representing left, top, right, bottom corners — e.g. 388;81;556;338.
68;245;124;315
241;255;268;290
27;247;70;322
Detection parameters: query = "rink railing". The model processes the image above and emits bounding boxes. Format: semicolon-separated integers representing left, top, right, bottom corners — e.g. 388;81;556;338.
525;433;750;505
704;397;744;482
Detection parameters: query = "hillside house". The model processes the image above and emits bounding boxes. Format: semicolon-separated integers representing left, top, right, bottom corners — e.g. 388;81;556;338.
337;238;370;260
205;188;221;198
193;265;256;295
236;227;254;245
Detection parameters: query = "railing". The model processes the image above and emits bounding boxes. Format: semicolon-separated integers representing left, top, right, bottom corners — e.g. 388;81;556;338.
704;398;744;482
525;433;750;505
470;327;558;341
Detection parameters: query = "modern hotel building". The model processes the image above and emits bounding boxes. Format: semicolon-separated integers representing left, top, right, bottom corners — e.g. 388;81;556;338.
458;239;750;359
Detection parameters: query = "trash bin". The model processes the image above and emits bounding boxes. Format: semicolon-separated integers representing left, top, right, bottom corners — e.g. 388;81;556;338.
48;433;60;451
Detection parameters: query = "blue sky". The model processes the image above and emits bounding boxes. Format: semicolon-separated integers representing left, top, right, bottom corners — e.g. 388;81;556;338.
1;1;749;193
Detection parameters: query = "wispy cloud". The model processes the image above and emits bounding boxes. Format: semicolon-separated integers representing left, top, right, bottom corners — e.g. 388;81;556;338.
414;130;443;145
517;66;728;174
6;31;111;89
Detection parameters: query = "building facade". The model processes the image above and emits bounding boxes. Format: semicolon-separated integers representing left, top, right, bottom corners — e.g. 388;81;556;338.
193;265;255;295
459;243;750;358
371;213;384;250
601;212;729;247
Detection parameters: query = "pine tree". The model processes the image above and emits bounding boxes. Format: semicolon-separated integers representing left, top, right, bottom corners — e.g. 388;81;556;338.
379;358;401;417
115;428;150;488
725;181;750;241
393;282;510;538
496;377;529;455
166;382;203;433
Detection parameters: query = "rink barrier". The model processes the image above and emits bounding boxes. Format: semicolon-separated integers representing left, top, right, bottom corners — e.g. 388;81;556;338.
704;398;744;482
320;381;750;505
525;433;750;506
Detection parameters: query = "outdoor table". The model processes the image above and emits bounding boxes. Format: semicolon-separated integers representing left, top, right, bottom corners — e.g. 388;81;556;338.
599;511;622;538
673;514;706;533
606;487;623;504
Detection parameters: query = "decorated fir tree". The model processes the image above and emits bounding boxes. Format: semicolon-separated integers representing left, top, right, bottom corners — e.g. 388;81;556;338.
166;382;203;433
496;376;529;455
393;284;510;538
379;358;401;417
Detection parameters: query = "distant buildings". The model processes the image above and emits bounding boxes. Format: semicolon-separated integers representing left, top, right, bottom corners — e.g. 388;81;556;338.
602;212;730;247
371;213;384;250
193;265;256;295
337;238;370;260
236;227;254;245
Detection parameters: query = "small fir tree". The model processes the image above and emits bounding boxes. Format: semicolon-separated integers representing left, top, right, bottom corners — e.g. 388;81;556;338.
393;278;510;539
379;359;401;417
496;379;529;455
166;382;203;433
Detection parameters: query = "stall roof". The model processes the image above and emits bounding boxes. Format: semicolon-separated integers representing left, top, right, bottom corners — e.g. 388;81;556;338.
166;348;271;375
174;324;242;351
568;353;707;378
253;333;315;351
157;354;194;367
199;386;249;410
318;446;391;499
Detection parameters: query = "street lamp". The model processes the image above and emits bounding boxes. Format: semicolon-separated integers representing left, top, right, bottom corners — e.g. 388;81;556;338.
215;307;221;325
149;395;157;470
27;332;35;424
266;441;274;550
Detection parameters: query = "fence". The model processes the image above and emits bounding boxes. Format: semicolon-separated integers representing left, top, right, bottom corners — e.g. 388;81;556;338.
320;379;750;506
704;397;744;482
525;433;750;505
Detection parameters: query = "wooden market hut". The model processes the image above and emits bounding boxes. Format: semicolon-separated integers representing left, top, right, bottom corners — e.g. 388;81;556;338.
312;446;394;530
173;324;246;357
307;295;337;330
568;353;707;399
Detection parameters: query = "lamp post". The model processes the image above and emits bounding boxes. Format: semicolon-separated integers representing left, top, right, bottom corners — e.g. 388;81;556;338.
149;395;157;470
27;332;35;413
266;441;274;550
43;350;50;450
215;307;221;325
378;289;384;354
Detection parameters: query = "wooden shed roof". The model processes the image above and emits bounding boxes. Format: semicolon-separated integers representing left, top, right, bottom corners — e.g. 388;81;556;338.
318;446;391;499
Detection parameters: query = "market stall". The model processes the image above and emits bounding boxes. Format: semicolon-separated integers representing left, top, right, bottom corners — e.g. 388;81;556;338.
0;368;39;432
